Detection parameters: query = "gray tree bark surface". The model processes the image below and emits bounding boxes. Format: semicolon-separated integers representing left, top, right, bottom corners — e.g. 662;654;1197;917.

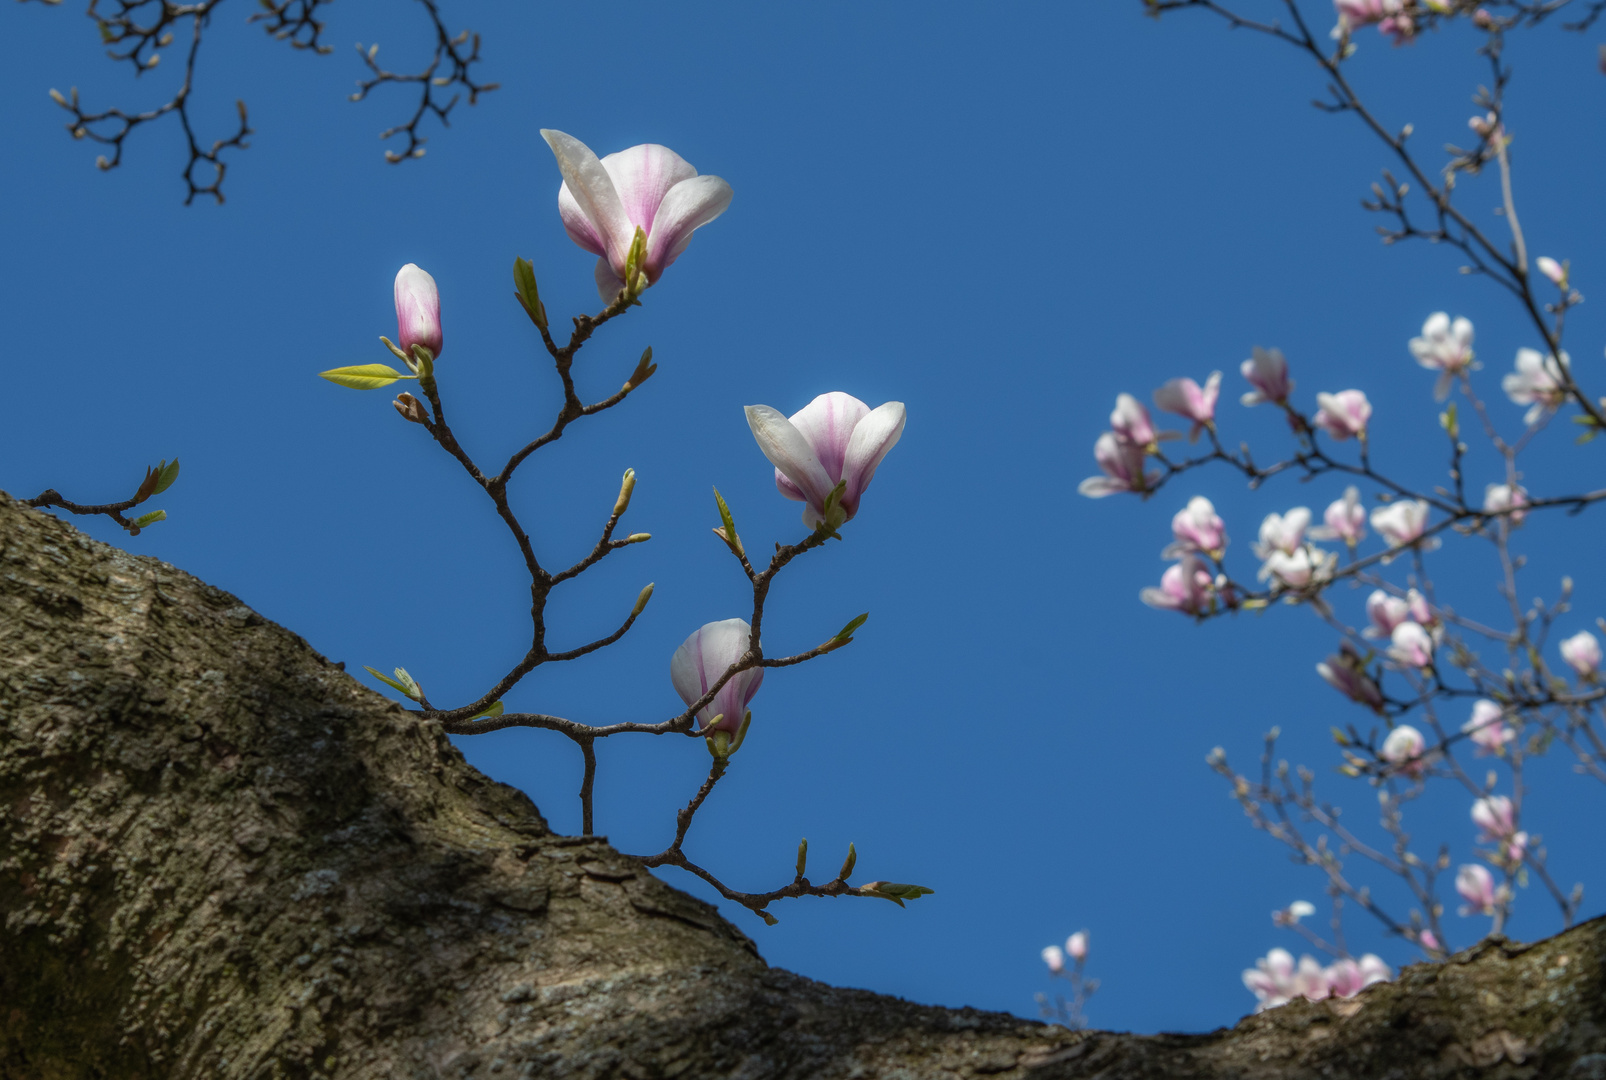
2;490;1603;1079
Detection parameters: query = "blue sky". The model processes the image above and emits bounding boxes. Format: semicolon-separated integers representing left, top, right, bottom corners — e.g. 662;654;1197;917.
4;0;1604;1034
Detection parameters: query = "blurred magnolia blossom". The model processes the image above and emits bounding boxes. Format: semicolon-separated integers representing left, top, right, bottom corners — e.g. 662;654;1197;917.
1253;507;1310;558
1141;554;1215;616
1274;900;1317;925
1419;929;1440;952
1313;390;1372;441
1240;346;1294;407
1066;931;1089;962
394;263;443;360
1242;948;1390;1012
1381;724;1428;777
1408;313;1476;401
1535;256;1568;288
1462;699;1515;755
1388;621;1434;668
1260;546;1336;591
1041;945;1065;974
542;130;733;301
1079;432;1158;498
1318;643;1384;710
1164;496;1227;558
1310;486;1366;548
1502;348;1571;426
1363;589;1410;639
1471;796;1527;863
1456;863;1499;917
1111;394;1159;448
745;392;906;530
1560;630;1602;678
1482;482;1529;526
1370;499;1438;554
1153;371;1221;440
670;619;764;738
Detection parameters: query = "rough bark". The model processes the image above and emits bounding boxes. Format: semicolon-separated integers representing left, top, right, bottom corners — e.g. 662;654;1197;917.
1;490;1603;1080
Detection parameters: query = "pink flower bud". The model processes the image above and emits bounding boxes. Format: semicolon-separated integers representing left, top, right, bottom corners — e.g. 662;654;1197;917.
1164;496;1227;557
1472;8;1493;28
1310;486;1366;548
1388;621;1434;668
1381;724;1427;777
1313;390;1372;441
1110;393;1158;447
1407;588;1433;626
1462;699;1513;755
1535;256;1567;287
1471;795;1516;841
394;263;443;359
1066;931;1088;962
1419;929;1440;951
1041;945;1065;974
1482;482;1528;526
670;618;764;736
1153;371;1222;440
1141;554;1214;616
1240;346;1293;407
1079;431;1156;498
1560;630;1602;677
1456;863;1497;916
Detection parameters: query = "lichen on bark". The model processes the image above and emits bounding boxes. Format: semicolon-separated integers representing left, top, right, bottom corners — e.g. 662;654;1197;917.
2;490;1603;1079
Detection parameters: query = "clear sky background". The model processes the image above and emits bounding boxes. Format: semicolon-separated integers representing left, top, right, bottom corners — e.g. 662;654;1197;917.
4;0;1605;1035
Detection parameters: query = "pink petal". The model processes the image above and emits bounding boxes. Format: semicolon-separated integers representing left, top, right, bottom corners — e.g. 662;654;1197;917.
645;174;734;279
601;144;697;240
840;401;906;518
542;129;635;275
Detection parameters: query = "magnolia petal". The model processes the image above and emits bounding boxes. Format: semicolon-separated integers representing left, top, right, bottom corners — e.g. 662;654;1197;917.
787;392;871;485
645;174;734;279
670;618;759;733
774;470;807;503
840;401;906;517
601;144;697;239
542;129;634;274
745;405;836;512
1078;476;1126;497
557;183;608;256
593;258;625;304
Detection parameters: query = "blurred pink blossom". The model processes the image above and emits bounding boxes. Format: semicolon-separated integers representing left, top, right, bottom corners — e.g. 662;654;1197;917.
1067;931;1089;962
1079;432;1157;498
1260;546;1336;590
1419;929;1440;952
1408;313;1475;401
1314;390;1373;441
1471;795;1517;844
1164;496;1227;558
1141;554;1214;616
1389;621;1434;668
1381;724;1428;777
1243;948;1390;1012
1370;499;1438;552
1240;347;1294;407
1560;630;1602;678
1535;256;1567;288
1111;393;1159;447
1502;348;1571;426
1325;955;1392;998
1364;590;1409;639
1310;486;1366;548
1456;864;1498;916
1041;945;1065;974
394;263;443;360
1154;372;1222;441
1462;699;1514;755
1253;507;1311;558
1482;482;1529;526
1317;643;1384;710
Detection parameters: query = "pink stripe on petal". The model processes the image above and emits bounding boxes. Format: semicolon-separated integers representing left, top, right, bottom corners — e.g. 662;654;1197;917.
645;174;733;280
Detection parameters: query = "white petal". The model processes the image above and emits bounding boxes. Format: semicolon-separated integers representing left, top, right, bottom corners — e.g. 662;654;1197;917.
541;129;635;276
744;405;835;510
646;174;734;278
599;144;697;238
593;258;625;305
840;401;906;517
787;392;871;484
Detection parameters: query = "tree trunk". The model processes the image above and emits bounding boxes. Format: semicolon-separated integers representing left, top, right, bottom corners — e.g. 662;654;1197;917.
2;491;1603;1080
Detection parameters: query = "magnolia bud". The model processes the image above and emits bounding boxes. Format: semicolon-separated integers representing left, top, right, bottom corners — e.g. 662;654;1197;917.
394;263;442;361
393;392;429;425
631;583;655;617
614;468;636;517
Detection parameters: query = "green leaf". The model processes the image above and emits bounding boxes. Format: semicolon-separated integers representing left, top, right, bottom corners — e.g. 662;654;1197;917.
319;363;411;390
131;509;166;529
151;458;181;496
513;257;548;330
467;701;504;722
714;487;738;540
833;613;869;644
364;665;417;699
864;882;935;908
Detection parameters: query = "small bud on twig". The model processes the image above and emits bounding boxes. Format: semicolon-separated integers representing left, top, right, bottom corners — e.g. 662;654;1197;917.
614;468;636;517
631;583;655;617
623;346;657;391
838;842;856;881
393;392;429;425
796;838;808;877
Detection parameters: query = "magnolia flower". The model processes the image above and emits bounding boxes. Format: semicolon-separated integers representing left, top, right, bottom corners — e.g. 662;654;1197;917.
1079;432;1156;498
1462;699;1514;755
1041;945;1066;974
1456;864;1498;916
1535;256;1568;288
1278;900;1317;924
1111;394;1158;447
1389;621;1434;668
1381;724;1428;777
1471;796;1527;862
1241;347;1293;407
1370;499;1437;552
1314;390;1372;441
1243;948;1324;1011
1141;555;1214;615
1482;483;1529;527
1066;931;1089;962
1253;507;1311;558
1163;496;1227;558
542;130;733;302
1364;590;1410;639
1153;371;1221;440
745;393;905;530
1325;955;1392;999
1408;313;1475;401
1310;486;1366;548
1317;643;1384;710
1407;588;1433;625
1561;630;1602;678
1260;546;1335;591
394;263;442;360
1419;929;1440;952
670;618;764;737
1502;348;1571;426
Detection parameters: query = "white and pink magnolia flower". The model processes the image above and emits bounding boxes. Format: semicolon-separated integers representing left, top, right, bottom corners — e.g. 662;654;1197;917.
1408;313;1475;401
1370;499;1437;552
1560;630;1602;678
1253;507;1311;558
1260;546;1336;591
1041;945;1066;974
1389;621;1434;668
1381;724;1428;777
1313;390;1373;441
1482;482;1529;527
1407;588;1433;625
1502;347;1571;426
1278;900;1317;925
1318;644;1384;710
670;618;763;737
1535;256;1568;288
1079;431;1157;498
1066;931;1089;962
1456;864;1498;917
1153;371;1222;440
1164;496;1228;558
1241;347;1294;407
1364;590;1410;639
543;130;734;302
1472;795;1517;841
1310;486;1367;548
1141;555;1215;615
1243;949;1390;1012
1325;955;1392;999
1111;394;1158;447
1462;699;1514;755
745;393;905;530
394;263;443;359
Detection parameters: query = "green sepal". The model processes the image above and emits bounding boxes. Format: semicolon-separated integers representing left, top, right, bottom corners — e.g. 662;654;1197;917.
364;665;422;701
623;226;648;299
131;509;166;529
513;256;548;330
320;364;413;390
727;709;753;755
467;701;504;722
407;344;435;379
